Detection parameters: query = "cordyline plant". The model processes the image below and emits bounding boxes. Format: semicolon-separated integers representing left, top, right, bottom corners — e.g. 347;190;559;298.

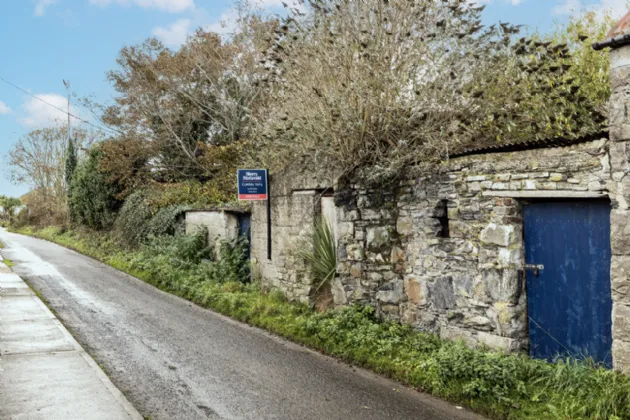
256;0;608;181
298;219;337;296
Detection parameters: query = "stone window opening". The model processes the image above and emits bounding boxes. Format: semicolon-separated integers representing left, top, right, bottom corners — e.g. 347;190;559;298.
435;200;450;238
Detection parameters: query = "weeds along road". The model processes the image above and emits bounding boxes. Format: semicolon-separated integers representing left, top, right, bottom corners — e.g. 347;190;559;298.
0;229;484;420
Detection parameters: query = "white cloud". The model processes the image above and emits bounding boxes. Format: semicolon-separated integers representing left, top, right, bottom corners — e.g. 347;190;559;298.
553;0;628;18
34;0;57;16
255;0;285;6
153;9;239;46
553;0;586;15
203;10;240;36
20;93;80;127
148;0;314;48
466;0;518;5
0;101;11;115
152;18;191;45
89;0;194;13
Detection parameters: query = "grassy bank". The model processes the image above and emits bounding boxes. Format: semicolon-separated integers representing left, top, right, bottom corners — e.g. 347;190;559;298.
13;225;630;420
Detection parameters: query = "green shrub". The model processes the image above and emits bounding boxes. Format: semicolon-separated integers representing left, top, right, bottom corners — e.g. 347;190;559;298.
69;148;121;230
138;230;213;265
114;188;192;248
145;204;190;238
113;189;153;247
16;225;630;420
200;238;250;284
127;232;250;287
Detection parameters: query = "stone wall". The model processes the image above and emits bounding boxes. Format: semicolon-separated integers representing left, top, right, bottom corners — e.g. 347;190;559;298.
609;45;630;371
252;137;614;353
185;210;240;257
250;165;340;303
334;138;610;352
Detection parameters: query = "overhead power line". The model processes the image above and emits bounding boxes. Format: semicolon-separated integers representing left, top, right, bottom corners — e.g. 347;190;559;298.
0;75;121;137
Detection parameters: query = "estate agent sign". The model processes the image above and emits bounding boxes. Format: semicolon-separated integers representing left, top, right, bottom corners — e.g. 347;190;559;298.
237;169;272;259
237;169;268;201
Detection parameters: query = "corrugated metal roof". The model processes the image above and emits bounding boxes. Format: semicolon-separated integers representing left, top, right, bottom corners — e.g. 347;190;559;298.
450;131;608;158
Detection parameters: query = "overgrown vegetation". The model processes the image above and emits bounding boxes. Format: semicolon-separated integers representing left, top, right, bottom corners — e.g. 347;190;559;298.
0;195;21;227
257;1;610;180
69;148;121;230
6;125;98;227
2;3;624;418
15;225;630;420
6;2;614;232
298;219;337;299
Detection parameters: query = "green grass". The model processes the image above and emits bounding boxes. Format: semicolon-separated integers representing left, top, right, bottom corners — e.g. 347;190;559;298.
13;225;630;420
2;258;14;267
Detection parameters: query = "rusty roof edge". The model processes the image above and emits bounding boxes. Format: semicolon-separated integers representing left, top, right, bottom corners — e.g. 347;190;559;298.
593;10;630;50
449;131;609;159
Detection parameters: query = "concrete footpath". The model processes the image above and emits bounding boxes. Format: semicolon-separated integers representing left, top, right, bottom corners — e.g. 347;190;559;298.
0;252;142;420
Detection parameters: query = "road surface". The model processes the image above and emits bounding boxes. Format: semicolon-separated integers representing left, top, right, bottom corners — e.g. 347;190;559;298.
0;229;483;420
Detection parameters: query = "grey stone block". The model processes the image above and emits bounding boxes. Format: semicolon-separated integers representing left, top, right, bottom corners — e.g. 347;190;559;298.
611;210;630;255
428;277;456;310
480;223;515;247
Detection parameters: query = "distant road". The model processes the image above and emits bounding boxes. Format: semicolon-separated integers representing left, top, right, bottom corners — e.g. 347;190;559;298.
0;229;483;420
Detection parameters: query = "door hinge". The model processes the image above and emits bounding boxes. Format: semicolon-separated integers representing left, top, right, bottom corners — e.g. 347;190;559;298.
524;264;544;276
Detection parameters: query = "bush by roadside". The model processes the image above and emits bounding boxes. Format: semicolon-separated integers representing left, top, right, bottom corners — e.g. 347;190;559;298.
13;225;630;420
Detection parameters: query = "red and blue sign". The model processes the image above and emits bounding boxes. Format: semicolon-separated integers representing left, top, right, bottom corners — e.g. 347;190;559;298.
237;169;268;200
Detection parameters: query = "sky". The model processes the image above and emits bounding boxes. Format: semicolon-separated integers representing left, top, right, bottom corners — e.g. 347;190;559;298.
0;0;627;197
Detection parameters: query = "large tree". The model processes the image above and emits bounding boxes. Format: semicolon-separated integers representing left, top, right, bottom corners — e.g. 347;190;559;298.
257;0;609;181
93;12;275;187
7;125;97;224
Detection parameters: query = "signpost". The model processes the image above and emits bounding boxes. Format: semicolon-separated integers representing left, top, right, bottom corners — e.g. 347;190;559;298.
237;169;268;200
238;169;271;259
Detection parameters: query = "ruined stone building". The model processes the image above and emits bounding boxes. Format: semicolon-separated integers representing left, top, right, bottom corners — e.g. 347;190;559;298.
250;132;613;362
191;14;630;372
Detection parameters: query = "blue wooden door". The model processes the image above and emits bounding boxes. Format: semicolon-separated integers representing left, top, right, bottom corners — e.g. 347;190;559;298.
524;201;612;367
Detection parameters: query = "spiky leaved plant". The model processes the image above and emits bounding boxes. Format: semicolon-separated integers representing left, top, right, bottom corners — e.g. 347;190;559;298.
299;218;337;297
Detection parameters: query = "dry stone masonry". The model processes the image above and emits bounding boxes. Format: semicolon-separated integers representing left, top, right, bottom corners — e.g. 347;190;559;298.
250;138;611;354
333;139;610;353
608;41;630;371
247;12;630;371
251;164;340;303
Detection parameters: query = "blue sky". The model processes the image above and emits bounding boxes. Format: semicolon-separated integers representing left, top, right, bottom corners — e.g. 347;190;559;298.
0;0;626;197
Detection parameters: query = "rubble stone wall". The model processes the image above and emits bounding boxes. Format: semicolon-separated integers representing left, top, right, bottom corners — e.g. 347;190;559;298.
608;46;630;372
251;138;612;354
250;165;340;303
333;138;610;352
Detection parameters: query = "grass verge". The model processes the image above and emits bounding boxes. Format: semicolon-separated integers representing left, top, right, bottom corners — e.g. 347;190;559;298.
13;225;630;420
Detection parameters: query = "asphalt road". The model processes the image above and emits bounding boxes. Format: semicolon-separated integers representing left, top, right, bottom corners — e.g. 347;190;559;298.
0;229;484;420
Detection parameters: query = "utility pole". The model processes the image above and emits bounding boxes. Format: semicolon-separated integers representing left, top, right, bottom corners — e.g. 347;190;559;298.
63;79;71;141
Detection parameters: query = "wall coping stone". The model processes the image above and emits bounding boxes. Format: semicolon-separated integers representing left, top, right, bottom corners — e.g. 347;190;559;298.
482;191;608;198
